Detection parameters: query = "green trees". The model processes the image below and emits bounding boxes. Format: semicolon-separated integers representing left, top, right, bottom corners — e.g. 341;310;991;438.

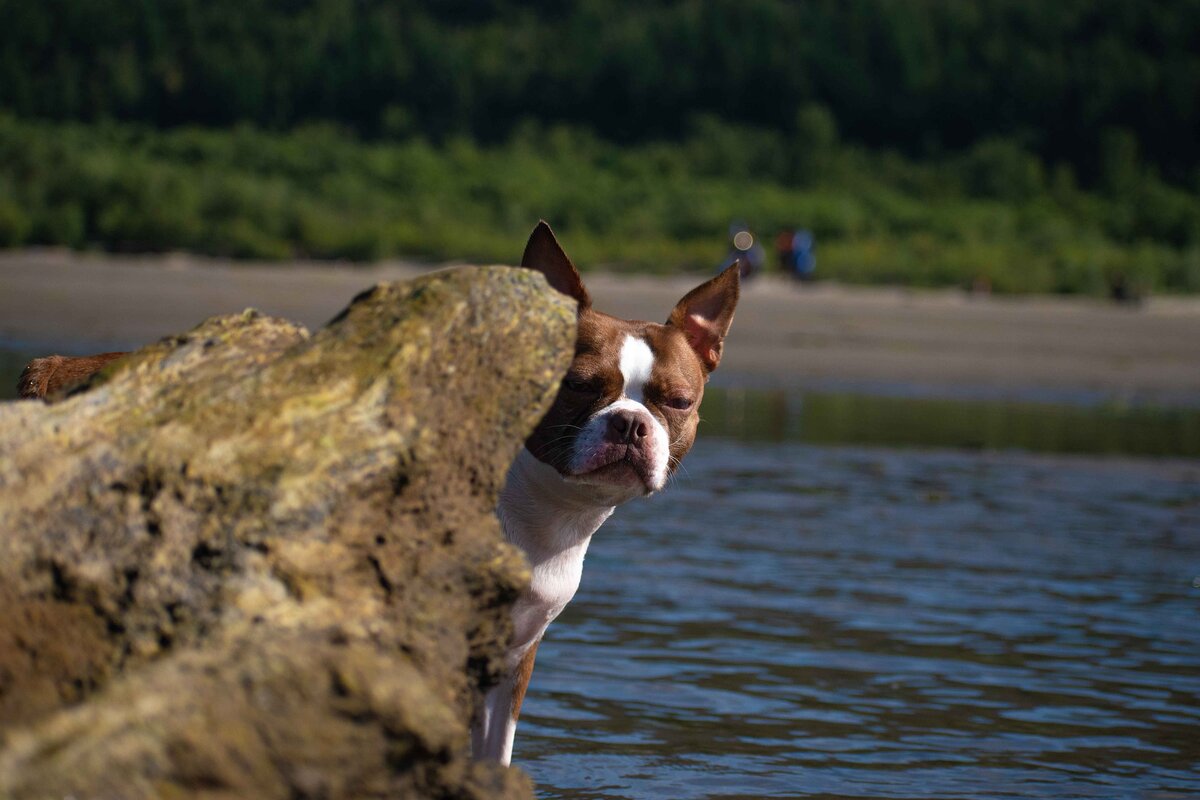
1;0;1197;187
0;1;1198;291
2;114;1198;293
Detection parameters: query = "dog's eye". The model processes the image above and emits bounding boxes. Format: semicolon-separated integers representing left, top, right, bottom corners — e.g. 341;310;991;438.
665;395;694;410
564;377;593;393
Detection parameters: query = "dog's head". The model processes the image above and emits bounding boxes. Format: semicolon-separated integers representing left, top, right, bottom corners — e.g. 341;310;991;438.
520;222;738;501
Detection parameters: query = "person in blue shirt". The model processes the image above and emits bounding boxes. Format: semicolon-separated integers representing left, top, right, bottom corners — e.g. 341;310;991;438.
791;229;816;281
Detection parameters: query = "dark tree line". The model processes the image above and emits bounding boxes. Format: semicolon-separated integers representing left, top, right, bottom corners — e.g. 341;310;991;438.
2;0;1198;186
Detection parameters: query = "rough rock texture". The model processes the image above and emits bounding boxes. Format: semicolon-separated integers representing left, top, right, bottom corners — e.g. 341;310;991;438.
0;266;575;799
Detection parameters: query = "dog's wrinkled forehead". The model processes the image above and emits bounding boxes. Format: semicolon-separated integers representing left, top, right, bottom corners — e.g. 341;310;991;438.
576;309;706;398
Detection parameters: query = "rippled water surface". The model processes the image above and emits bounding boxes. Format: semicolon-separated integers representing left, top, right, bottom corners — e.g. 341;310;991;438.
517;439;1200;799
3;346;1198;797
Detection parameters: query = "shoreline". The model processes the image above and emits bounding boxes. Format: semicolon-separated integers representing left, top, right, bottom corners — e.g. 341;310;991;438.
3;248;1199;407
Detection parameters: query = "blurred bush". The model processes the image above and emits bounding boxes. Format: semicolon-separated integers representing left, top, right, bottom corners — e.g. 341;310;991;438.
2;1;1198;293
2;0;1197;190
1;114;1199;294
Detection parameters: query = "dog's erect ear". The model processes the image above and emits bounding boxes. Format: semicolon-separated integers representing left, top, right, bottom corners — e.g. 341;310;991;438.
521;221;591;309
667;263;740;373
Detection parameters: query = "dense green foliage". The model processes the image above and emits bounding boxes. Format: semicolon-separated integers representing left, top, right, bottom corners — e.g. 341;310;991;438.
3;0;1199;187
3;115;1197;293
1;1;1198;291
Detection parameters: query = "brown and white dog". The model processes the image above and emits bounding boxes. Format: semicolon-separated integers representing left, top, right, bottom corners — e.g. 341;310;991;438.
474;222;739;764
12;223;739;768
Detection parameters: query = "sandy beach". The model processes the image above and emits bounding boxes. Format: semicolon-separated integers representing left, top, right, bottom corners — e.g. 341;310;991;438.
3;249;1199;405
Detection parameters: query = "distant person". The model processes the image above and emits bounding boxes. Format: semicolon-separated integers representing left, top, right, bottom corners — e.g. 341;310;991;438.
1108;272;1142;306
968;275;992;296
722;221;765;280
775;228;796;273
790;229;816;282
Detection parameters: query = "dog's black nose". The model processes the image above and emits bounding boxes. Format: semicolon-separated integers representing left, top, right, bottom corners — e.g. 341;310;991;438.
606;410;649;444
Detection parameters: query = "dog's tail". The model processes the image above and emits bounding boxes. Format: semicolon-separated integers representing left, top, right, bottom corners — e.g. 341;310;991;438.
17;352;128;400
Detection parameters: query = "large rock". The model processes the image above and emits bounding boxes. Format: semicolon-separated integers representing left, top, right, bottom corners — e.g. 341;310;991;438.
0;266;576;799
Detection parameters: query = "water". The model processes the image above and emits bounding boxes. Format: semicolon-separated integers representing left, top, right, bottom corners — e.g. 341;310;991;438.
5;346;1200;458
0;347;32;398
3;347;1198;797
701;388;1200;459
519;441;1200;798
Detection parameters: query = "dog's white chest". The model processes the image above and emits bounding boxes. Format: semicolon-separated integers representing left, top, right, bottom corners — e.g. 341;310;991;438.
508;540;589;657
497;449;616;660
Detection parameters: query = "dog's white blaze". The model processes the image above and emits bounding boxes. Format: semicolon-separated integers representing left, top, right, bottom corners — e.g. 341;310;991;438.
618;335;654;403
615;334;670;489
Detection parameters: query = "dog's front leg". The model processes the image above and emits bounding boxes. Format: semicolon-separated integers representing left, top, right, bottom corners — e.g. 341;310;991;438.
472;641;540;765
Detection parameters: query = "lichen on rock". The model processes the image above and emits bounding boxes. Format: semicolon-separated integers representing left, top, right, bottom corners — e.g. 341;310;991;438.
0;266;575;799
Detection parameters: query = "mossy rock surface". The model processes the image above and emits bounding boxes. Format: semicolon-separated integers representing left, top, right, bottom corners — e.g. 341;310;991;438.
0;266;575;799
